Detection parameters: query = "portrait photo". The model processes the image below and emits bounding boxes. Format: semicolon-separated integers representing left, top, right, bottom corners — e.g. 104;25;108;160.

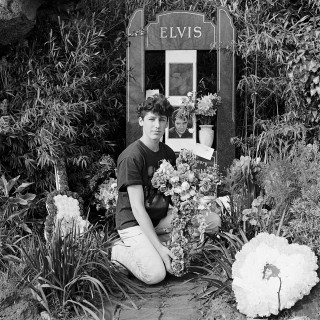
165;109;196;152
168;108;194;139
169;63;193;97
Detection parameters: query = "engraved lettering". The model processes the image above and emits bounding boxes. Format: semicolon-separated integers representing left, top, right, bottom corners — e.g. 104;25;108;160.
170;27;177;38
177;26;187;38
159;26;203;39
194;26;202;38
160;27;167;38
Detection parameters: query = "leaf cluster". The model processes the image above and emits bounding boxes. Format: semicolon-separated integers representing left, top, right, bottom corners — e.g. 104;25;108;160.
0;0;127;195
21;225;144;319
0;175;36;270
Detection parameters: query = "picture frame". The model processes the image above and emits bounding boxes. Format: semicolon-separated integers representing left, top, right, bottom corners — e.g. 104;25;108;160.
168;63;193;97
165;50;197;152
165;111;197;152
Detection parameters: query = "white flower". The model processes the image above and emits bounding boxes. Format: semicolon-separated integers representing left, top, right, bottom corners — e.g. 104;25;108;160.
180;192;191;201
110;182;117;189
170;175;180;183
173;186;183;194
53;194;89;238
232;233;319;318
187;172;195;182
181;181;190;191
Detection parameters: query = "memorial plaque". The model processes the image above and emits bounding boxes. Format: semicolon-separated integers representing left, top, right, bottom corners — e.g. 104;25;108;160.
146;11;216;50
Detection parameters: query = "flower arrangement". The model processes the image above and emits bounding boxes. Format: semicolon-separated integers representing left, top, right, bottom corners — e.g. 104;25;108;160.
89;154;116;192
198;165;220;197
175;92;196;120
195;93;221;125
174;92;222;126
45;190;90;243
232;232;319;318
95;177;118;214
151;149;220;276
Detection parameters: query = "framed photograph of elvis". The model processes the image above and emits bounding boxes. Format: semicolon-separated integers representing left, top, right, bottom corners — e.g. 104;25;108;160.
165;50;197;152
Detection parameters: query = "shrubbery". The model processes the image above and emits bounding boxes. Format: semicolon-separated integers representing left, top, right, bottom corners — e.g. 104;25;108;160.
0;0;127;196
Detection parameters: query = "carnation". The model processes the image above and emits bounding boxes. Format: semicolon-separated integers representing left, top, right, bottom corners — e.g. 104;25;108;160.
232;233;319;318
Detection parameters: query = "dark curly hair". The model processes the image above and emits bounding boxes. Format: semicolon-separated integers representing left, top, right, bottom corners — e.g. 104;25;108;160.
137;94;174;119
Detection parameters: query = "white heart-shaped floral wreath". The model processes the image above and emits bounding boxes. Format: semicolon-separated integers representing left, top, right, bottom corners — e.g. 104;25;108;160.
45;190;90;243
232;232;319;318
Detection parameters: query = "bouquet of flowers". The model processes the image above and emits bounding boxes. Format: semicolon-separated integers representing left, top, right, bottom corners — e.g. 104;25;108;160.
174;92;222;126
198;165;220;197
176;92;196;120
151;149;220;276
95;177;118;215
195;93;221;125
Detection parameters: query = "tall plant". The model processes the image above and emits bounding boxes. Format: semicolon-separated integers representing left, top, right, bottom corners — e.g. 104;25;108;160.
21;226;143;318
225;0;320;155
0;0;127;193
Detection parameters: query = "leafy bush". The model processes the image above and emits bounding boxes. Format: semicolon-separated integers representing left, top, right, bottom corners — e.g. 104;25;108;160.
21;225;143;319
0;174;36;270
195;231;247;305
285;193;320;256
0;0;126;194
219;155;262;235
281;143;320;254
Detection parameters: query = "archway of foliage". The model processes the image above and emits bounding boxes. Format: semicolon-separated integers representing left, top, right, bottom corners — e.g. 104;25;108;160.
0;0;127;197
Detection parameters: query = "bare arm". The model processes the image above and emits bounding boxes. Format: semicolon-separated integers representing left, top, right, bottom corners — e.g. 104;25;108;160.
127;184;174;274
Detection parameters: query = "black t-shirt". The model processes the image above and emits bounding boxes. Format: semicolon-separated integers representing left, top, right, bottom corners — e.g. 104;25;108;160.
116;140;176;230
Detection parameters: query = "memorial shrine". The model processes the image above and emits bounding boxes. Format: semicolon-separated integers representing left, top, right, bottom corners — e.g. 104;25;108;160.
126;7;236;172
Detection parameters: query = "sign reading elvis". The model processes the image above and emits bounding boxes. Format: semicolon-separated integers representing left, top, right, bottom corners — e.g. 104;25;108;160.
160;26;202;39
145;12;216;50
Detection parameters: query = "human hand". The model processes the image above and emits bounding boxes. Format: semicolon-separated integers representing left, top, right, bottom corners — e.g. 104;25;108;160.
158;244;175;274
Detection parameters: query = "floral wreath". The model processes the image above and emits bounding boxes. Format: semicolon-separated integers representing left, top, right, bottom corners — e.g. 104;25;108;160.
45;158;90;243
44;190;89;243
232;232;319;318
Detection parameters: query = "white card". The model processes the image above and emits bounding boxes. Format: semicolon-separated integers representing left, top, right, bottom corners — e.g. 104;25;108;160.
194;143;214;160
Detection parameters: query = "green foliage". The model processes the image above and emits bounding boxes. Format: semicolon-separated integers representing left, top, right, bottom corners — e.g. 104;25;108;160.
285;193;320;256
21;225;143;318
0;175;36;226
0;174;36;270
232;112;307;161
223;0;320;151
195;232;246;303
222;142;320;242
0;0;126;194
219;155;262;234
281;143;320;254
